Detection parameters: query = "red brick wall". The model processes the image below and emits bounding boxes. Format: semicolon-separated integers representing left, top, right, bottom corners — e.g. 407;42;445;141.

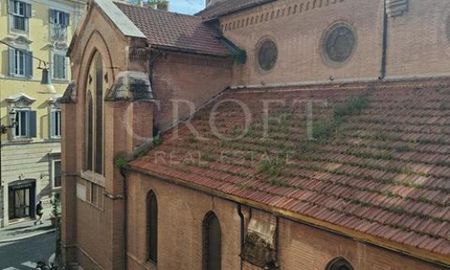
63;4;149;269
220;0;384;86
278;218;446;270
386;0;450;79
152;52;233;131
126;171;242;270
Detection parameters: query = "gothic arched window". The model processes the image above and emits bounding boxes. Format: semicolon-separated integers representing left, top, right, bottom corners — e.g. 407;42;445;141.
84;52;104;174
326;257;354;270
203;212;221;270
147;191;158;263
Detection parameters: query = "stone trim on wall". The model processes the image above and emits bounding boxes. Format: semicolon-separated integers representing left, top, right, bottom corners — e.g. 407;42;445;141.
220;0;346;32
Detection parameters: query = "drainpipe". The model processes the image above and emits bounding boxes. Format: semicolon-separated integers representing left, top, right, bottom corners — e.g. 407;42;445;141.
237;204;245;270
380;0;389;80
120;168;128;270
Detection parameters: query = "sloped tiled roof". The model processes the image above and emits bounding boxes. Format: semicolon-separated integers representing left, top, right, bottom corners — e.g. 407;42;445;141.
197;0;276;20
115;2;230;56
131;81;450;263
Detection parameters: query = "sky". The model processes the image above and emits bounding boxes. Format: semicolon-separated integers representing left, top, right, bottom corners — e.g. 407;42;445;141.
169;0;205;15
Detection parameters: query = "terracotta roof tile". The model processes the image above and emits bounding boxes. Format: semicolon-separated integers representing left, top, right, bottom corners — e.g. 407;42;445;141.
130;80;450;259
115;2;229;56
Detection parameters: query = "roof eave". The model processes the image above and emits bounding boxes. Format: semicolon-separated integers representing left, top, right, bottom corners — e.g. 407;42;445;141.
150;44;230;58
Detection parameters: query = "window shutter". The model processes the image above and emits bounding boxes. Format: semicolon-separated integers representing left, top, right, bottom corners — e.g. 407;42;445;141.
29;111;37;138
63;12;70;27
24;3;32;18
8;0;15;14
50;111;55;137
8;48;15;76
25;51;33;78
49;9;55;23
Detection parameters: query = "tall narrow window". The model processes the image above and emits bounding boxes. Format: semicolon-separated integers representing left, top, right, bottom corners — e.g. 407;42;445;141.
147;191;158;263
94;55;103;175
8;48;33;78
9;0;31;32
86;91;93;171
84;52;104;174
203;212;221;270
14;108;36;139
49;9;69;41
50;102;61;139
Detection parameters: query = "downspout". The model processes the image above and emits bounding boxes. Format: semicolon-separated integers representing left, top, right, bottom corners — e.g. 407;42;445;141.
237;204;245;270
380;0;389;80
120;168;128;270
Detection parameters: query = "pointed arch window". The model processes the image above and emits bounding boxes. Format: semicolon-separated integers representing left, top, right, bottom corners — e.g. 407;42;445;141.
326;257;354;270
84;52;104;175
147;191;158;263
203;212;221;270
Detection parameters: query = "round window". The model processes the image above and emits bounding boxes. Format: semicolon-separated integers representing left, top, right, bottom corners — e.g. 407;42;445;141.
257;39;278;71
323;23;356;64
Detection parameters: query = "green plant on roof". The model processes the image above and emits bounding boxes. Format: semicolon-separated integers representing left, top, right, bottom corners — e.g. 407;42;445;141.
310;93;370;142
187;134;198;144
257;153;286;177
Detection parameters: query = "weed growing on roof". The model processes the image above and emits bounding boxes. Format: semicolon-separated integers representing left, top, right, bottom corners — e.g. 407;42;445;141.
201;152;215;162
394;144;414;153
187;134;198;144
439;101;450;111
310;93;370;141
257;154;287;177
268;177;290;187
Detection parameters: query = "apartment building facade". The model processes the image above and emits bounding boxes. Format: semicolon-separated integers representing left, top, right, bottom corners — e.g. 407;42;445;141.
0;0;86;227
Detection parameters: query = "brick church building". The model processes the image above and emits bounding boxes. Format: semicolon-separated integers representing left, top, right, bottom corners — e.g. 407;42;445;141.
61;0;450;269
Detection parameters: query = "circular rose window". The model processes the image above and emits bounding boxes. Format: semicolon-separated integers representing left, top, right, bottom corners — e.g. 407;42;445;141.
257;39;278;71
323;23;356;64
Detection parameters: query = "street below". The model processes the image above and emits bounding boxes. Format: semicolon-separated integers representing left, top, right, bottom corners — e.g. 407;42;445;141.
0;232;55;270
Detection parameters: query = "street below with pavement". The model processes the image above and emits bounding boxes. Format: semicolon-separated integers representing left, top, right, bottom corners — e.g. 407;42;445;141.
0;220;55;270
0;232;55;270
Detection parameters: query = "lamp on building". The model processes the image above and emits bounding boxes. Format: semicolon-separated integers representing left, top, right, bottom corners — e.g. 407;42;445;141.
0;109;17;134
39;64;56;94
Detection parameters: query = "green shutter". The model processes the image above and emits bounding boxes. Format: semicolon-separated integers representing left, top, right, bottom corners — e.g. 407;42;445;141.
8;0;15;14
24;3;32;18
25;51;33;78
63;12;70;27
29;111;37;138
8;48;15;76
49;9;56;23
